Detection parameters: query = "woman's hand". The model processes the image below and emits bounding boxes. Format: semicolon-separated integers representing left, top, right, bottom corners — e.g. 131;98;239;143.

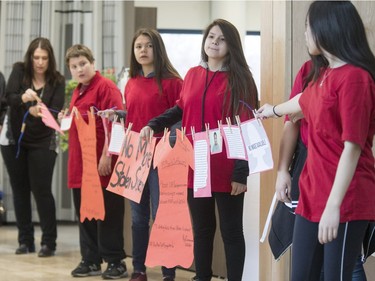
231;181;247;195
29;105;41;118
22;88;41;103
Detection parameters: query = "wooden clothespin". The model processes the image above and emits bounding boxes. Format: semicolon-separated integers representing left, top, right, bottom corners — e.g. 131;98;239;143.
126;122;133;135
149;129;154;143
235;115;241;126
72;107;78;119
235;115;243;133
120;117;124;127
90;106;95;117
63;108;69;118
113;114;118;123
190;126;195;140
217;120;222;131
226;117;232;133
252;109;261;125
181;127;186;142
205;123;210;139
163;127;169;142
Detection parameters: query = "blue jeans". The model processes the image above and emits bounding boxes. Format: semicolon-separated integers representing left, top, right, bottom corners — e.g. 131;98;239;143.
130;167;175;277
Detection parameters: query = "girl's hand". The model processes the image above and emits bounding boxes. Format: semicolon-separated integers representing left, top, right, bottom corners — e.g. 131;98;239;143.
98;154;112;176
256;103;277;119
231;181;247;195
275;170;291;202
97;109;116;121
318;204;340;244
140;126;154;143
289;111;304;123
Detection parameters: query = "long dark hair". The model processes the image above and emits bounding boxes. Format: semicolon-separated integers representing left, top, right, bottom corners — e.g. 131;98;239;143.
307;1;375;82
129;28;181;95
201;19;258;120
22;37;64;87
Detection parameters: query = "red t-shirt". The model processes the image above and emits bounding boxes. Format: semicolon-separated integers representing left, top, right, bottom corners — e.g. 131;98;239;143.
68;71;124;188
177;65;252;193
298;64;375;222
285;60;312;146
125;75;182;133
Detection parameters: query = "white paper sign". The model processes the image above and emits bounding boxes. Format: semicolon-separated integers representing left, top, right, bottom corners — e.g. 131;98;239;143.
60;116;73;131
221;125;247;160
241;119;273;174
108;122;126;155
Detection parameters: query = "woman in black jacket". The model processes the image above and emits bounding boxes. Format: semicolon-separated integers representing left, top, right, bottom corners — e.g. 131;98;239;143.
1;37;65;257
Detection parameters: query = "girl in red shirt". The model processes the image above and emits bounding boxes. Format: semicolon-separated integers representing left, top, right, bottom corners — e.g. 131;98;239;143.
125;28;182;281
141;19;258;281
258;2;375;280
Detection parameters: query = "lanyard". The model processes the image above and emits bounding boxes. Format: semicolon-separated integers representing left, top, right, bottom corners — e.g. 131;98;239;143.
201;68;218;131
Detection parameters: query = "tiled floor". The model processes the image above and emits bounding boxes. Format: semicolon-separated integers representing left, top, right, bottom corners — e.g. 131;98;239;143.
0;223;223;281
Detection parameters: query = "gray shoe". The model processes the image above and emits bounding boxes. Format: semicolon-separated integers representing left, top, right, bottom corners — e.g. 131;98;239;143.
102;261;128;279
71;260;101;277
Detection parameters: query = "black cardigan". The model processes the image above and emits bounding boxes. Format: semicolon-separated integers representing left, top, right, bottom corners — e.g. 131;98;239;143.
5;63;65;149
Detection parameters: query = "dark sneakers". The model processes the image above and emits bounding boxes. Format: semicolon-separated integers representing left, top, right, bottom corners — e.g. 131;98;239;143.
130;272;147;281
102;261;128;279
71;260;102;277
15;244;35;255
38;245;55;257
163;277;175;281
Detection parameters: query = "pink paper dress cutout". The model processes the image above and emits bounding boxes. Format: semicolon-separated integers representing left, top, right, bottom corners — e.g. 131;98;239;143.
145;129;194;268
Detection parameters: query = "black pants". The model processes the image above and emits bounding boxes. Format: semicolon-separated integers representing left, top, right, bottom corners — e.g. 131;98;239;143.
187;189;245;281
292;215;369;281
72;187;126;264
1;145;57;250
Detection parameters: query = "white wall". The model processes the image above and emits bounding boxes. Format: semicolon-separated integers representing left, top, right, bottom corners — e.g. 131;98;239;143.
135;0;261;31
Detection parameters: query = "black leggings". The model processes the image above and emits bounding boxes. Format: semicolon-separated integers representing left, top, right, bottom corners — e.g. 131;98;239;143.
292;215;369;281
187;189;245;281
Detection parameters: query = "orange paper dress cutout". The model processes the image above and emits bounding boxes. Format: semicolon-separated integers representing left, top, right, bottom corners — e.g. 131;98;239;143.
145;129;195;269
107;130;156;203
75;110;105;222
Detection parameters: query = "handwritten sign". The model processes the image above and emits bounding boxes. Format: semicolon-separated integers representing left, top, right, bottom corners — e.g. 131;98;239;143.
146;130;194;268
75;110;105;222
106;130;156;203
